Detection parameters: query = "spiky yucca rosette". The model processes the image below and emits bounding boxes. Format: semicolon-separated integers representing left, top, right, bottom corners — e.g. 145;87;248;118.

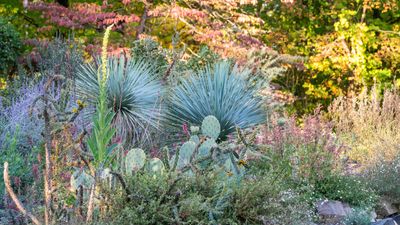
167;61;265;140
76;55;163;144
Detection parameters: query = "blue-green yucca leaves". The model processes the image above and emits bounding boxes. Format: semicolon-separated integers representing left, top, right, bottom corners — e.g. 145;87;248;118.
76;56;163;143
167;61;265;139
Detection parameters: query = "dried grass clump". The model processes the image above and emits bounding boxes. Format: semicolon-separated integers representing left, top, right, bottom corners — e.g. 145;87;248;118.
329;87;400;167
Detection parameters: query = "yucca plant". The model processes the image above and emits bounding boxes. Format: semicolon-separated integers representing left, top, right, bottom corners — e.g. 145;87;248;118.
167;61;265;139
76;55;163;144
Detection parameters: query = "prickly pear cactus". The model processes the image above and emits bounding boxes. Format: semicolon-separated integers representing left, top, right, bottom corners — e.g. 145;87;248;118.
147;158;165;175
189;135;200;144
177;141;196;169
198;139;217;158
70;169;94;192
197;139;217;169
125;148;146;174
201;115;221;140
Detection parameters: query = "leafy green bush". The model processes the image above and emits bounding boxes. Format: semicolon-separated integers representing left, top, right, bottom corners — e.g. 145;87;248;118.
0;17;22;77
314;174;377;208
104;170;315;225
131;38;168;75
0;128;37;194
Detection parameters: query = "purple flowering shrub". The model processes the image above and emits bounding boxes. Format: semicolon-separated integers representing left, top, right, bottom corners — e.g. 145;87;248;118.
0;80;83;153
0;82;45;152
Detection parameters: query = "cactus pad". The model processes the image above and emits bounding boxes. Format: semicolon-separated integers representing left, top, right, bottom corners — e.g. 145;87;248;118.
125;148;146;174
147;158;165;174
189;135;200;144
70;170;94;192
198;139;217;158
190;126;200;134
177;141;196;169
201;115;221;139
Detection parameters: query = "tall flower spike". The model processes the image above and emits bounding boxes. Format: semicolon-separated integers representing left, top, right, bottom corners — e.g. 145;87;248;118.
100;24;113;86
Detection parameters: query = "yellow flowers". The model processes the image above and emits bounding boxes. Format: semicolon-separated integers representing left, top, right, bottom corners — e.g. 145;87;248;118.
99;24;113;88
76;99;86;108
72;99;87;113
238;159;247;167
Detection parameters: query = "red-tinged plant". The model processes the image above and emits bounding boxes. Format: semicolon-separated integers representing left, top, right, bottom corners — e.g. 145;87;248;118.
258;110;346;182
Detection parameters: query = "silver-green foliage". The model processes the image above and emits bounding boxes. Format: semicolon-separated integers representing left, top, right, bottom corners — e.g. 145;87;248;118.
177;141;196;169
167;61;265;139
70;170;94;192
147;158;165;175
76;56;163;143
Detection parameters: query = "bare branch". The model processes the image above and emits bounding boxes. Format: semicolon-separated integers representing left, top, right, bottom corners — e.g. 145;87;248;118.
3;162;42;225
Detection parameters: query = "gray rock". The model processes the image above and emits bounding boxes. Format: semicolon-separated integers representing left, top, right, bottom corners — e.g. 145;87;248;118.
376;198;399;218
371;218;398;225
317;200;352;217
391;215;400;223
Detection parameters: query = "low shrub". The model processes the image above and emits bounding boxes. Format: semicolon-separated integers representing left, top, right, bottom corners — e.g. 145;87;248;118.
343;207;373;225
362;155;400;203
257;112;376;209
314;174;377;208
104;169;315;225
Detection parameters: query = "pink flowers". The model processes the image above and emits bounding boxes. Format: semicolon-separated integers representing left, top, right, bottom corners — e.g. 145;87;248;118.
182;123;190;137
259;111;345;156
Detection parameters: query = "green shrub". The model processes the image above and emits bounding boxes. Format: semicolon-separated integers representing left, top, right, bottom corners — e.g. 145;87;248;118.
0;18;22;77
314;174;378;208
131;38;168;75
362;156;400;202
343;208;373;225
104;163;315;224
0;127;37;194
258;113;377;208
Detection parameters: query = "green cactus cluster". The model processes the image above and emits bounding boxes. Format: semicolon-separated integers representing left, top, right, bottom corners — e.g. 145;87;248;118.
70;169;94;192
124;148;165;176
172;115;245;178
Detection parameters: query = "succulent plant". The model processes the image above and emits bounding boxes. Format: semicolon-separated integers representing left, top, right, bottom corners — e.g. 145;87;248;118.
125;148;146;175
167;61;265;139
201;115;221;140
76;56;163;144
70;169;94;192
189;135;200;144
177;141;196;169
198;139;217;158
147;158;165;175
